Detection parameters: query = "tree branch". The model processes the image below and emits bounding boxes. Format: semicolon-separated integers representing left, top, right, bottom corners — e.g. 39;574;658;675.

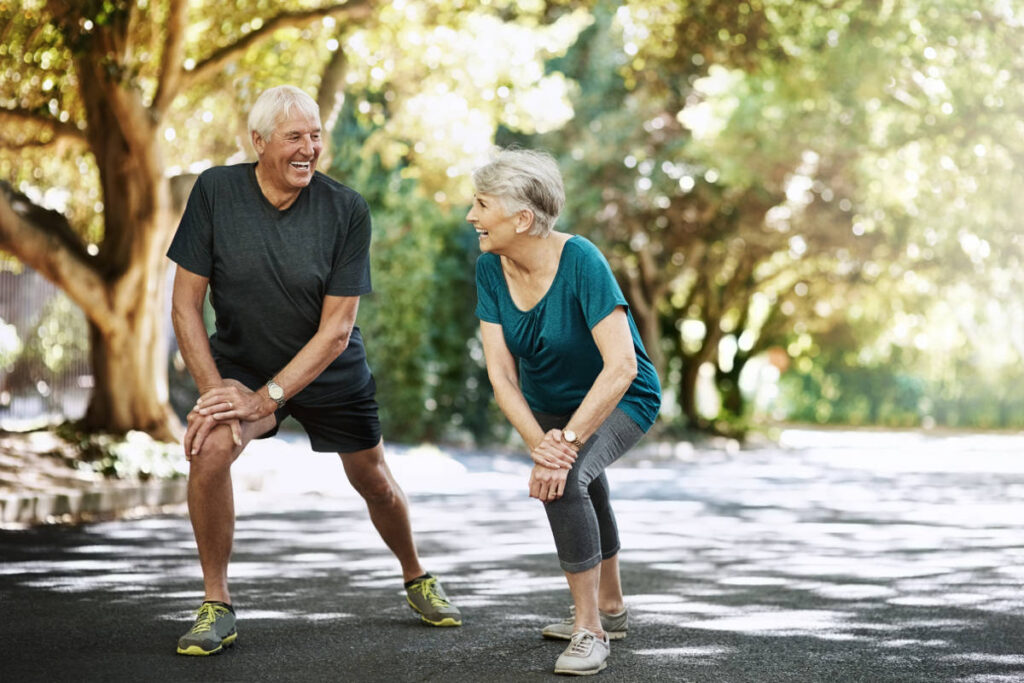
174;1;374;97
0;107;87;145
152;0;188;116
0;181;113;329
318;39;349;131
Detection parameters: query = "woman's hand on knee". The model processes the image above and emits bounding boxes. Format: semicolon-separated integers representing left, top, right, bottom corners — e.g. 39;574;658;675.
529;465;568;502
530;430;577;470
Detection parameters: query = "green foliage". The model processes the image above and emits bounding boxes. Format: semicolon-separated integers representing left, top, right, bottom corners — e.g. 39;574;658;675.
52;422;185;480
513;0;1024;435
779;351;1024;431
328;100;499;444
0;317;22;371
2;292;89;403
24;293;88;375
6;0;1023;440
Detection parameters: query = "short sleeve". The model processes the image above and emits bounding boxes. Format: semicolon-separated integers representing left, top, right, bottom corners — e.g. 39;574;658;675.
574;240;628;329
474;255;502;323
167;174;214;277
326;196;373;296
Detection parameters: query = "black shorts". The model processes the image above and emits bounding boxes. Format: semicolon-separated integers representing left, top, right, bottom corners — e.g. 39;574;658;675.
216;360;382;454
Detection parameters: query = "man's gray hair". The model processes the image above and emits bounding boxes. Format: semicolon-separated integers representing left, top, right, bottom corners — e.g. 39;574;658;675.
472;148;565;237
248;85;321;143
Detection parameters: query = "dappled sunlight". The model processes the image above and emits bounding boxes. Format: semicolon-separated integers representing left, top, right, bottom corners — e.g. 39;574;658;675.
633;645;734;659
685;609;857;636
4;430;1024;679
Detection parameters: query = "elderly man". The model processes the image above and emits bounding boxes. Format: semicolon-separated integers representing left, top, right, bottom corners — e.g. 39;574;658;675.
168;85;461;656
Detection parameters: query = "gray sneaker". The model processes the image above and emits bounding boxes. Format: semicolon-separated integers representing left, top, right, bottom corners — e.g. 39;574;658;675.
176;602;237;656
405;575;462;626
554;628;610;676
542;606;628;641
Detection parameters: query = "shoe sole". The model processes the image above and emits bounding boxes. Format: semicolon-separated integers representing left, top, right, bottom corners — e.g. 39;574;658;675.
176;632;237;656
419;614;463;627
543;630;626;641
554;661;608;676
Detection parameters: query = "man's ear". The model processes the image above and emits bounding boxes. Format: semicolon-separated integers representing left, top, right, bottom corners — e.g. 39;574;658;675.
514;208;535;234
251;130;265;155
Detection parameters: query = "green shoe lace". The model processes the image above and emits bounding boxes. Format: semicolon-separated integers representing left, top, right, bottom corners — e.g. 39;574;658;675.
188;603;229;635
411;577;451;608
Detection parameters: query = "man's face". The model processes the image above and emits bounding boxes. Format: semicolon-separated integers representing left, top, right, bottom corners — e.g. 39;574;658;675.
252;110;323;191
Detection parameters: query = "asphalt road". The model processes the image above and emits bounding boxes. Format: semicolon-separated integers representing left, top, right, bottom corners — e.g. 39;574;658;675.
2;429;1024;682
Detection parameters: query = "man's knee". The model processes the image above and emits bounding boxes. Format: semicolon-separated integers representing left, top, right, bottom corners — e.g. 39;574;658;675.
342;449;398;505
350;466;398;504
189;428;239;476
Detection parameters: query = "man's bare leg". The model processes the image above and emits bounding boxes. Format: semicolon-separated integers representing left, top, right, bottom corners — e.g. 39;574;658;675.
339;440;424;581
187;415;274;603
187;425;242;604
339;440;462;626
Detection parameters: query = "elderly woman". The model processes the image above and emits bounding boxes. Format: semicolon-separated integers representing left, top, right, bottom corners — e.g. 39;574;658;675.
468;148;661;676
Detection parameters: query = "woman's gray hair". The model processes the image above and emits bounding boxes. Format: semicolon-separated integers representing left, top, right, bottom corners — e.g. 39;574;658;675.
248;85;321;143
472;148;565;237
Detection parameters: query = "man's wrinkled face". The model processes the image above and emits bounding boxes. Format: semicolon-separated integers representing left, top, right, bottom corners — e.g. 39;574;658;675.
253;110;322;192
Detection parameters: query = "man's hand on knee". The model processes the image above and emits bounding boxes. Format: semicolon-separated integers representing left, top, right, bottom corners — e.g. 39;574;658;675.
184;410;240;461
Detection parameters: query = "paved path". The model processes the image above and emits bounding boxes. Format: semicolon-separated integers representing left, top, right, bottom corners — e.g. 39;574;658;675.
2;429;1024;682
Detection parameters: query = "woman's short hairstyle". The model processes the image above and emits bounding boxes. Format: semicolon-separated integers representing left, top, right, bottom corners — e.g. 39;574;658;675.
472;148;565;237
248;85;321;144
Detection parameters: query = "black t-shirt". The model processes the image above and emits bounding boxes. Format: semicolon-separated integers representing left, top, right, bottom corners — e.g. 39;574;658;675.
167;163;373;403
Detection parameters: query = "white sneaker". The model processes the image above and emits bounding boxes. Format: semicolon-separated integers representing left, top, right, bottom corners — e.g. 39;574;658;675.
553;628;610;676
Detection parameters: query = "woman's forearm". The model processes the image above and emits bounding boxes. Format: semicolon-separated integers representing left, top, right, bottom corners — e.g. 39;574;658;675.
564;358;638;444
491;375;547;450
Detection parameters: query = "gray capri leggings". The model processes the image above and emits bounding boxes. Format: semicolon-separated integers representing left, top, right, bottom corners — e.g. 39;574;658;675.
533;408;645;573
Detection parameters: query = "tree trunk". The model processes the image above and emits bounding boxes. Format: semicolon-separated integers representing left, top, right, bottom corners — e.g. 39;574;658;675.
630;293;666;385
717;353;747;418
679;356;703;428
1;1;377;441
81;263;179;442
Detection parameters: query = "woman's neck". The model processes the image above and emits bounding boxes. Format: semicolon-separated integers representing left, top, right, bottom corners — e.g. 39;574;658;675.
502;232;567;277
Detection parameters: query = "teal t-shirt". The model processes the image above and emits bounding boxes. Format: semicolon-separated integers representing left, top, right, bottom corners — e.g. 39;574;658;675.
474;235;661;431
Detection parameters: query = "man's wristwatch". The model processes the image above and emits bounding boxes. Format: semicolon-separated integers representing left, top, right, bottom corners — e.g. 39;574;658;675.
266;379;286;408
562;429;584;451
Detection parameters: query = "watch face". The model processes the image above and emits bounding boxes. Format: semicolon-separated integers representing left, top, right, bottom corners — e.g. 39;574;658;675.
268;382;284;400
563;430;577;443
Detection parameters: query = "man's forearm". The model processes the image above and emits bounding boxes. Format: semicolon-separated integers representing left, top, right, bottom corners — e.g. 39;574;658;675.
172;306;223;394
264;327;351;401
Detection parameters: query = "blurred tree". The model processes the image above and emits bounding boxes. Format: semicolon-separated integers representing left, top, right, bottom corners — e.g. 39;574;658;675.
0;0;589;440
0;0;376;439
529;0;1023;433
328;98;498;443
528;1;877;432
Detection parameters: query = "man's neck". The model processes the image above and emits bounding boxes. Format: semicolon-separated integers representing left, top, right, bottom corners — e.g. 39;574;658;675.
254;163;301;210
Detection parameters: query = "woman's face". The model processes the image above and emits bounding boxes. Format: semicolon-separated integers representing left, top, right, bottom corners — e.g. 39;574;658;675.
466;193;522;253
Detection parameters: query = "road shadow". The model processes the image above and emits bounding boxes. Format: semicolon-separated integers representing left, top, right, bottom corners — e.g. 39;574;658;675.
3;433;1024;681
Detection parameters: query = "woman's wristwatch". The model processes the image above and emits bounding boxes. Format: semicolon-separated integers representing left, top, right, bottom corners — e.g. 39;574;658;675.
562;429;584;451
